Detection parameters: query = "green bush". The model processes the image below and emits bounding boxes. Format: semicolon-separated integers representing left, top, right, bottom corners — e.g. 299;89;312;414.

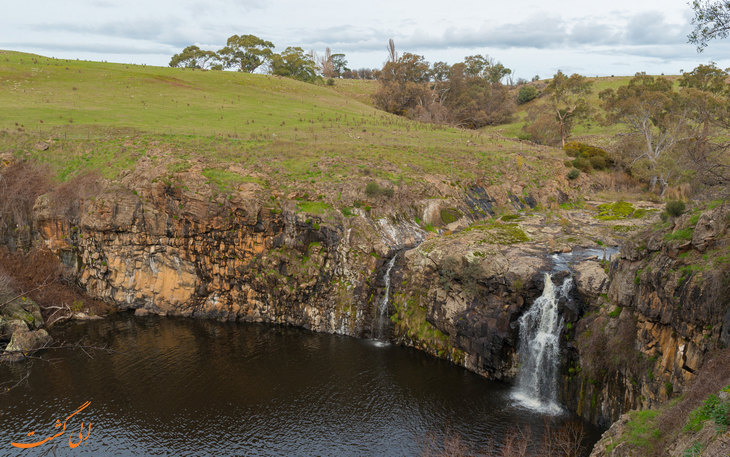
564;142;612;171
365;181;394;198
326;78;335;86
517;86;539;104
666;200;686;218
685;393;730;433
567;168;580;180
572;157;591;172
589;155;608;170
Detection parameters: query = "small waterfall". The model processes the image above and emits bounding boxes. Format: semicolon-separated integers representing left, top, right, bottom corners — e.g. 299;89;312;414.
373;254;398;341
511;272;568;414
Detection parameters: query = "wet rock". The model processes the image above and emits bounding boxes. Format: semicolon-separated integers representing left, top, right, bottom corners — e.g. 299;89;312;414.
2;329;52;361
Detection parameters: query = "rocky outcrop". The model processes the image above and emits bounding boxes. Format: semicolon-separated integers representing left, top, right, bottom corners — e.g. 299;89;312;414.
0;296;49;361
565;204;730;428
386;226;552;377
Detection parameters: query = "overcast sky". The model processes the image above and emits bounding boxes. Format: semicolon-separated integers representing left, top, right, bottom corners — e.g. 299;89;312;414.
3;0;730;79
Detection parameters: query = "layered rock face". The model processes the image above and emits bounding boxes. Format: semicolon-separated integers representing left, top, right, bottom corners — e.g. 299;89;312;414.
565;205;730;427
19;180;573;347
3;160;728;439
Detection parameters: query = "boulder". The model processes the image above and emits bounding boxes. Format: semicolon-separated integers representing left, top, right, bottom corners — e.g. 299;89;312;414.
2;329;52;361
573;260;609;300
0;318;29;341
1;298;44;329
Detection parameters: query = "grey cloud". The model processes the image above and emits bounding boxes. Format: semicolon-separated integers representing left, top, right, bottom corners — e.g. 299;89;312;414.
0;41;174;55
297;11;690;53
625;12;686;45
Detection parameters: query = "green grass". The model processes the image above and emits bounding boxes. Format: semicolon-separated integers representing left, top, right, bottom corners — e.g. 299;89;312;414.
665;228;694;241
624;409;661;450
685;391;730;433
485;75;681;143
296;201;332;215
595;201;640;220
464;222;530;244
0;50;570;197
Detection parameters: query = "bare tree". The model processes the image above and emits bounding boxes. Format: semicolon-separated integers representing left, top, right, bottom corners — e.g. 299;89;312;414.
387;38;397;63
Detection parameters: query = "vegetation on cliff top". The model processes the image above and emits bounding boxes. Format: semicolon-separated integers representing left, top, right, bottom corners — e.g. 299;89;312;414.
0;50;569;202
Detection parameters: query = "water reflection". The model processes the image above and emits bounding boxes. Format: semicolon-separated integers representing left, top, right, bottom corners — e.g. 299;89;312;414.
0;314;600;456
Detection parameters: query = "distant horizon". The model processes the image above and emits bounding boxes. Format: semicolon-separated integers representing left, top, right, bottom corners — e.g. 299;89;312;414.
3;0;730;80
1;48;698;80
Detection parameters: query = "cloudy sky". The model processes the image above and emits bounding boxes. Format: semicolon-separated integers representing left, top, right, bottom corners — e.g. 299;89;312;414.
3;0;730;79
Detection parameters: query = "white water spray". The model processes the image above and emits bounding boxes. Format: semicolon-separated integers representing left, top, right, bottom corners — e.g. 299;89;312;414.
512;273;569;414
373;254;397;341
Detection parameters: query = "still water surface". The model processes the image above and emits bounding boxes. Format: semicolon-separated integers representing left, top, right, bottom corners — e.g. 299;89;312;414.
0;314;600;455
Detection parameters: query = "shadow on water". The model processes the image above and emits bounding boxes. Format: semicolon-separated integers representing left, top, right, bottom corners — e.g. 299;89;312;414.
0;314;602;456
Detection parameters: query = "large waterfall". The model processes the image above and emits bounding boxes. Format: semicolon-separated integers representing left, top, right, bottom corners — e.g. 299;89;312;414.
373;254;397;341
512;272;571;414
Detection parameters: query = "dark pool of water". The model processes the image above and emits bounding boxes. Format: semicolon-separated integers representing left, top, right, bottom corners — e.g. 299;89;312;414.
0;314;601;456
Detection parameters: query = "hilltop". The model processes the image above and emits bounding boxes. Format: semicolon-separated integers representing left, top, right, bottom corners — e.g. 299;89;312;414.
0;50;568;200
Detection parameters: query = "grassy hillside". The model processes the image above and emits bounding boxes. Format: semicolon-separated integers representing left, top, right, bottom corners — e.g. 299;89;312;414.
485;75;681;145
0;50;568;197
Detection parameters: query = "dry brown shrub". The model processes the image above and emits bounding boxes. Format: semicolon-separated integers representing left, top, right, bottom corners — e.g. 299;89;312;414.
590;171;643;194
0;162;52;232
48;171;102;219
0;247;111;320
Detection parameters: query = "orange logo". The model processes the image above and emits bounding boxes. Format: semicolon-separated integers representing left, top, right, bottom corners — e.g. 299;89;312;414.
11;401;92;449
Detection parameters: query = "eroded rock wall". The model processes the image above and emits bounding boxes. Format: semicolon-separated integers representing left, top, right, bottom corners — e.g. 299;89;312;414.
565;205;730;427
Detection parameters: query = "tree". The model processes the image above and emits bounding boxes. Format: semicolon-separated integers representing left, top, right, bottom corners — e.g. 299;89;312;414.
600;73;689;194
542;71;593;147
464;54;512;84
373;52;431;115
440;63;514;128
430;61;450;82
169;45;218;69
387;38;397;63
269;47;318;82
330;54;348;77
678;64;730;188
317;48;348;78
217;34;275;72
689;1;730;51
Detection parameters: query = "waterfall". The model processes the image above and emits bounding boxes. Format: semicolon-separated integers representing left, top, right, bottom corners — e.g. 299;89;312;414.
373;254;397;341
511;272;568;414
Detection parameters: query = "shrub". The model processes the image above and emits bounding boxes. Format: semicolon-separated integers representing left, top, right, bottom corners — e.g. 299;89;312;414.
685;393;730;432
572;157;591;172
568;168;580;180
589;155;608;170
326;78;335;86
364;181;394;198
665;200;686;218
517;85;539;104
564;142;612;171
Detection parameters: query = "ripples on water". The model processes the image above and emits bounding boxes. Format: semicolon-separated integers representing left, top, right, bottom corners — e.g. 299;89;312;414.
0;314;600;456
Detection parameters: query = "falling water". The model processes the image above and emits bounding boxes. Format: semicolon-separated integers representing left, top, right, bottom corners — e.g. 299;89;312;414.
512;272;570;414
373;254;398;341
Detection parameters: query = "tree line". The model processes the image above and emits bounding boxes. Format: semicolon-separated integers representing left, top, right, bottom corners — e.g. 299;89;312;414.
169;35;377;82
518;64;730;195
372;40;516;128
